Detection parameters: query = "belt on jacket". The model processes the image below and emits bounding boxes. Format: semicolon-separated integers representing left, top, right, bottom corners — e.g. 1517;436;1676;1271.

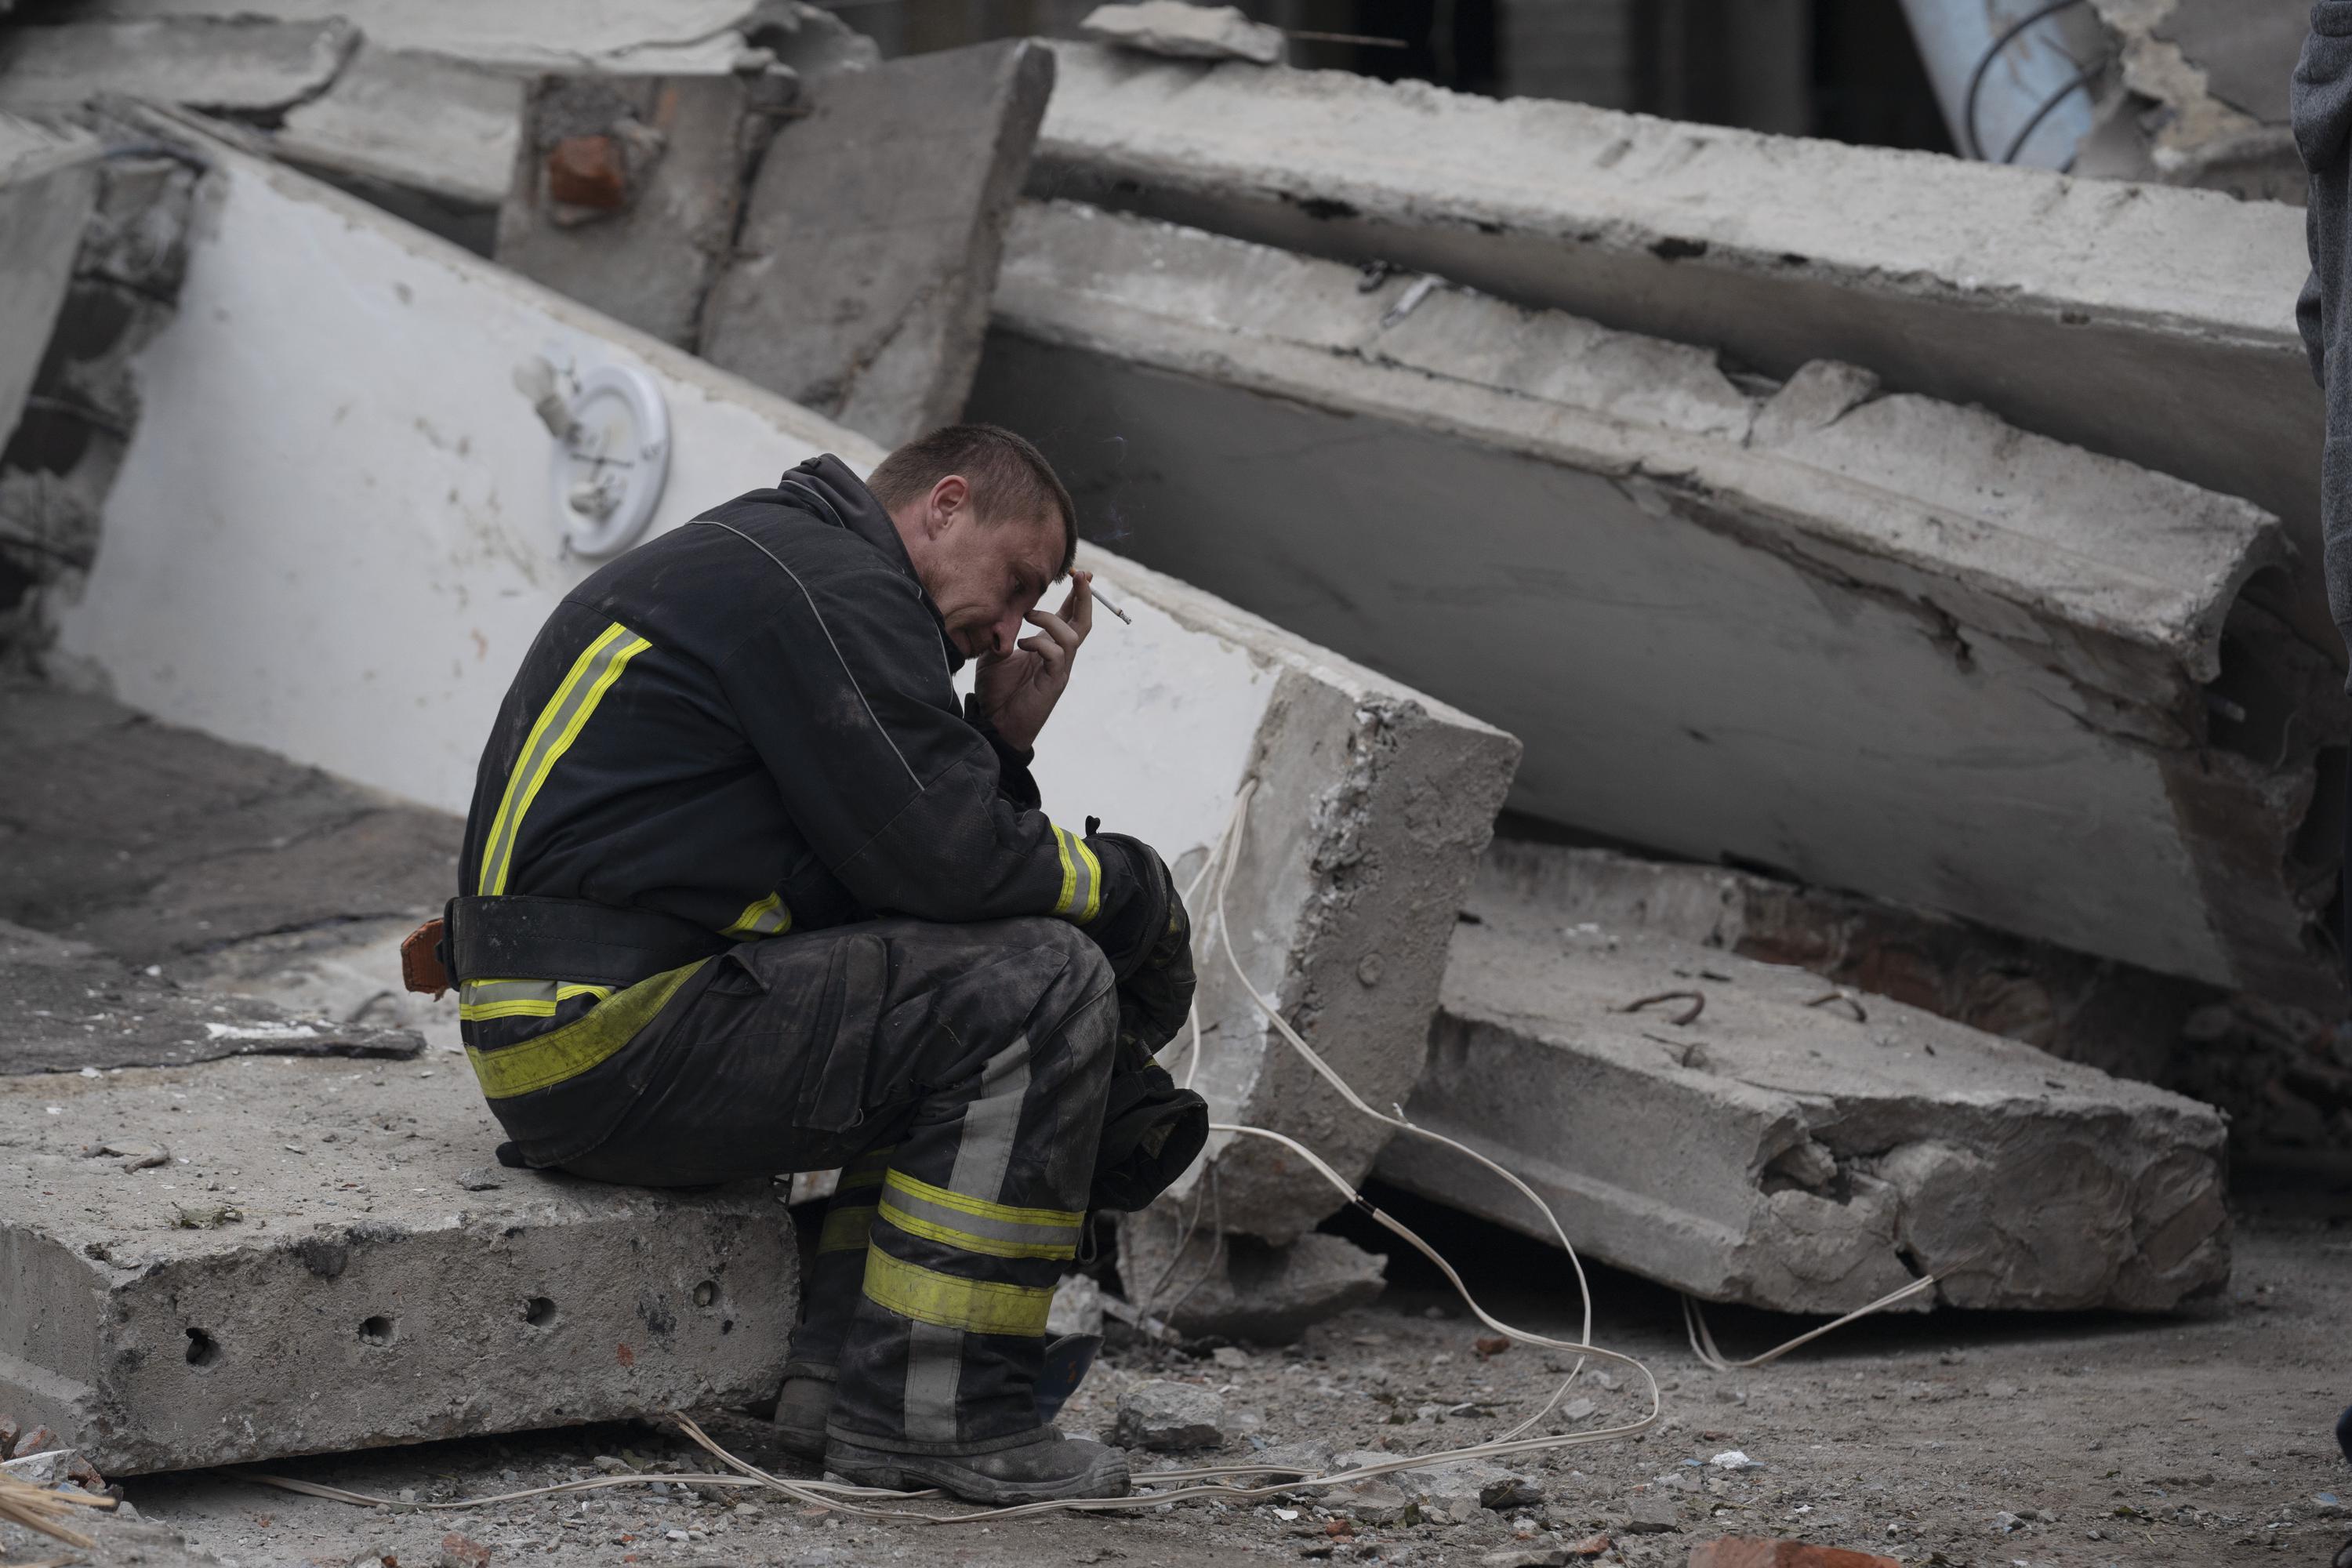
439;895;735;1102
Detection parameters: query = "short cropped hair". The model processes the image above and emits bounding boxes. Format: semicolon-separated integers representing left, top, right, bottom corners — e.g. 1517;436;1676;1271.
866;424;1078;575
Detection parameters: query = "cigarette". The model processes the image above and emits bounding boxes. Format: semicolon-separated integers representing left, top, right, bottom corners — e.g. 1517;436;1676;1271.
1094;588;1133;625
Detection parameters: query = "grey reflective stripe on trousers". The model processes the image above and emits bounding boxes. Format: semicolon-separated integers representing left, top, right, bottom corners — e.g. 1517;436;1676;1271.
901;1036;1033;1443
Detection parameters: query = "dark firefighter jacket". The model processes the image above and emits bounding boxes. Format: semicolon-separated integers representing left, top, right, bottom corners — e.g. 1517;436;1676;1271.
454;454;1134;1152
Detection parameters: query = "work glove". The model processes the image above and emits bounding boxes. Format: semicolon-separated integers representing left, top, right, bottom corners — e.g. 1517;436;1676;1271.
1083;832;1196;1058
1090;1035;1209;1212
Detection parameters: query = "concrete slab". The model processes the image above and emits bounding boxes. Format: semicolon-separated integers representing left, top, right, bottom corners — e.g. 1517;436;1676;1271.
0;917;421;1076
0;1051;798;1475
0;18;357;116
65;0;789;76
0;114;100;449
1474;837;2214;1087
276;45;523;212
0;684;456;971
495;72;798;350
1081;3;1284;64
45;127;1521;1243
972;199;2335;1007
1022;42;2332;659
699;39;1055;446
1374;857;2232;1313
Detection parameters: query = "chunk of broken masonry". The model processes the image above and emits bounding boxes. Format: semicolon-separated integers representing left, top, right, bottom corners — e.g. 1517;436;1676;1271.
974;198;2336;1010
698;39;1054;446
1022;40;2328;656
1114;1381;1227;1450
496;72;801;348
50;129;1519;1248
1080;2;1285;65
0;1054;797;1473
1374;860;2231;1313
1117;1198;1385;1341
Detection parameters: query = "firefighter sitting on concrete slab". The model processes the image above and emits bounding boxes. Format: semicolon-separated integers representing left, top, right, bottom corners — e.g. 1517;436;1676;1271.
440;423;1205;1504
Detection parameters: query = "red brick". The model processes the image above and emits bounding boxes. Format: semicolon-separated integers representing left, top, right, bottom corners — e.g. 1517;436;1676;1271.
1686;1540;1902;1568
546;136;626;209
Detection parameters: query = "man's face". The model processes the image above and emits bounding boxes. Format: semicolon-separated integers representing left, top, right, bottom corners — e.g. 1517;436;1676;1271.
895;475;1065;660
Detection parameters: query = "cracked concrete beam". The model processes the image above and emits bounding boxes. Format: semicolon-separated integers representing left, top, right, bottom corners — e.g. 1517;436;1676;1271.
495;71;799;350
1374;858;2231;1313
699;39;1056;446
972;199;2338;1005
1021;40;2332;662
0;18;358;117
0;1054;797;1473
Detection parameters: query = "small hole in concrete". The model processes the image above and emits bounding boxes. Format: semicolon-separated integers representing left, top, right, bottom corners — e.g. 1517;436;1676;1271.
524;1296;558;1327
359;1315;397;1346
692;1280;718;1308
720;1319;734;1334
185;1327;220;1367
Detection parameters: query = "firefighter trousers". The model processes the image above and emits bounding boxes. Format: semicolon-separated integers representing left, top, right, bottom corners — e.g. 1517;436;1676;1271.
557;914;1119;1454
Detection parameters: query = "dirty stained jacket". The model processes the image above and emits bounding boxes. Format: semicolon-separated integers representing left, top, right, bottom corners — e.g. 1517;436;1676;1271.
455;453;1130;1073
2296;2;2352;687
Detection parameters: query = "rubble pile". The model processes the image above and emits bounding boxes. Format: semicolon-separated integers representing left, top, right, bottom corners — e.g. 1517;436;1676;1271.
0;0;2332;1531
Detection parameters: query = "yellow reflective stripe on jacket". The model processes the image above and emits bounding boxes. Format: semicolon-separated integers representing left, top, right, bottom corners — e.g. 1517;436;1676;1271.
835;1146;898;1193
818;1203;878;1255
880;1175;1077;1260
477;622;654;896
456;978;614;1023
862;1246;1057;1337
464;960;706;1099
1050;825;1101;923
724;891;792;938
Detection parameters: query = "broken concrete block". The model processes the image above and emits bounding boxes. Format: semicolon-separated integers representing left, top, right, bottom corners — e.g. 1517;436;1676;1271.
274;45;523;252
1113;1380;1225;1450
0;116;100;448
495;72;800;348
0;1052;798;1474
51;127;1518;1248
699;39;1054;445
975;198;2338;1008
1081;2;1284;64
1117;1198;1385;1341
1388;1458;1542;1523
2073;0;2304;205
0;18;357;115
1374;859;2232;1313
1474;838;2212;1086
1022;42;2331;659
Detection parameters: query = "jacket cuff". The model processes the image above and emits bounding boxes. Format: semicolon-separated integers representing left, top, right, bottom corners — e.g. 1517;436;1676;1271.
963;693;1042;809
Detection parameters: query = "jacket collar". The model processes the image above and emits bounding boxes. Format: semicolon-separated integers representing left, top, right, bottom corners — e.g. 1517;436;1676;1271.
775;454;964;673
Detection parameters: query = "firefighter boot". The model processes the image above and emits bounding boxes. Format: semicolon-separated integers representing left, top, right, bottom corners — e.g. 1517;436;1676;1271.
824;1429;1130;1504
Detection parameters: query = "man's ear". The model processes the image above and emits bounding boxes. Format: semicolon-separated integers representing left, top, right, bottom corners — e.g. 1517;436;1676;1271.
927;474;971;535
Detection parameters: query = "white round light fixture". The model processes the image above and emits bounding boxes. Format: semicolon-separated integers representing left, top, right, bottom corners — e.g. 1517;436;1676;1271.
548;361;670;557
